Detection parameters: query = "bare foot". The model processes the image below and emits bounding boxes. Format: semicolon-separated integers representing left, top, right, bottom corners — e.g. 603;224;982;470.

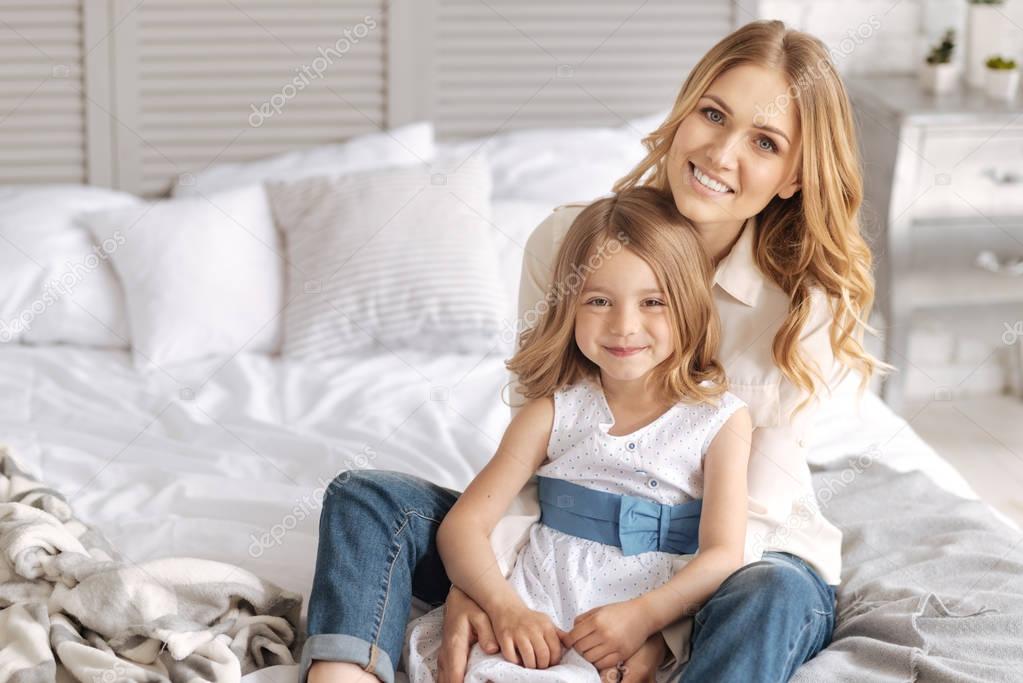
307;660;382;683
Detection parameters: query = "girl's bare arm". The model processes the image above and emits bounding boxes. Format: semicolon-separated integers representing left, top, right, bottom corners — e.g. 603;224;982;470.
636;406;753;631
436;396;554;615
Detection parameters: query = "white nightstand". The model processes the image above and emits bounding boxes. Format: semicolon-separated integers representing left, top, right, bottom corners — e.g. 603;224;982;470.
848;76;1023;410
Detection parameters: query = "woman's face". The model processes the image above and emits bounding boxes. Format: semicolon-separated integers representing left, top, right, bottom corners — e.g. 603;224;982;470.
665;64;802;234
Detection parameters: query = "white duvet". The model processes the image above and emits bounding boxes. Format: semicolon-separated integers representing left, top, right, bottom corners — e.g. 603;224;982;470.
0;344;1008;683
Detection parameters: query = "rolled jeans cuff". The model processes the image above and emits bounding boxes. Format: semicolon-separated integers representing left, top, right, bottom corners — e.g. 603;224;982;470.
300;633;395;683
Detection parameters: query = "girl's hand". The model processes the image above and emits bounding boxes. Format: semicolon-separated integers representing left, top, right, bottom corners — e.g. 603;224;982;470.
598;632;666;683
490;602;566;669
437;587;499;683
562;598;657;670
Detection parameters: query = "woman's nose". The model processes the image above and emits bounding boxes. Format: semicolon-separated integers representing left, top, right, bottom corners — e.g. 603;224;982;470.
705;132;740;169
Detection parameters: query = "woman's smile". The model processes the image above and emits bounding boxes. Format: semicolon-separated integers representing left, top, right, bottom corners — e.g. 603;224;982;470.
687;160;735;198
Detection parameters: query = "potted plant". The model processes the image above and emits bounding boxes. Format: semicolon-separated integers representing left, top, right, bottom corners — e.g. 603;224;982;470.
922;29;958;95
985;55;1020;100
967;0;1008;87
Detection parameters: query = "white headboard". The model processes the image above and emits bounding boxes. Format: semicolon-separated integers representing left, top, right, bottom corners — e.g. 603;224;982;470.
0;0;741;197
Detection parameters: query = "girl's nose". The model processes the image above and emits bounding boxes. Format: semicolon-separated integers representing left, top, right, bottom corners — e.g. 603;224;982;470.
609;307;640;336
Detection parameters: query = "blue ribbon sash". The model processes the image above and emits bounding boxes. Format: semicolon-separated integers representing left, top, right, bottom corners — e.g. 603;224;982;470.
537;476;702;556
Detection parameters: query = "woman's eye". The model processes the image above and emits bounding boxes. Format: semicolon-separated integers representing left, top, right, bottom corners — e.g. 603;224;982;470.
701;107;724;124
703;106;778;153
643;299;666;307
587;297;609;306
756;136;778;153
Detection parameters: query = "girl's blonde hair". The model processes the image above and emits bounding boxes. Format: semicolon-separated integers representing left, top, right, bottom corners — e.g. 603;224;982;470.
505;186;726;406
614;20;888;407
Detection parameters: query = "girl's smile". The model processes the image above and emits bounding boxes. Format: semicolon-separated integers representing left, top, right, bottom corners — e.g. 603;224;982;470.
603;346;649;358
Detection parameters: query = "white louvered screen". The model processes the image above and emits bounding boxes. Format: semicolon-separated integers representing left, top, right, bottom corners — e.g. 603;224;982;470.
131;0;387;196
0;0;87;184
433;0;736;139
1;1;741;190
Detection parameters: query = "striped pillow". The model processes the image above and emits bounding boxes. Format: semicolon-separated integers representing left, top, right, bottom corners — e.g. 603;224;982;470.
267;156;506;360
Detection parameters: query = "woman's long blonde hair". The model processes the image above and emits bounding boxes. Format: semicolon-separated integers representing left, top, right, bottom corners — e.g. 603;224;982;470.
614;20;888;406
505;186;726;406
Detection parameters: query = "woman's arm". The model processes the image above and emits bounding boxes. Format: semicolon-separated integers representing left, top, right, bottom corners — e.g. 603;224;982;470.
488;205;576;576
436;396;555;615
507;203;583;421
746;288;852;559
636;406;753;631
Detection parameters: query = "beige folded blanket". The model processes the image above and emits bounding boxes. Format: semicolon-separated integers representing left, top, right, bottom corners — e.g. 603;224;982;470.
0;445;302;683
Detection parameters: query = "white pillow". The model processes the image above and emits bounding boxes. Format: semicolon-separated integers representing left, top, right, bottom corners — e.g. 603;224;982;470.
80;185;283;370
0;185;136;348
266;155;505;360
489;199;566;317
172;122;435;197
435;113;665;204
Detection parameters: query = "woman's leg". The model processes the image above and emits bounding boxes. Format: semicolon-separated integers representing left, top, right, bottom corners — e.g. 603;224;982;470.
676;551;837;683
302;470;459;683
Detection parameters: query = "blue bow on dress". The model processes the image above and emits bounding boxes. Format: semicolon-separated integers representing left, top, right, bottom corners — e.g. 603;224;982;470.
537;476;702;556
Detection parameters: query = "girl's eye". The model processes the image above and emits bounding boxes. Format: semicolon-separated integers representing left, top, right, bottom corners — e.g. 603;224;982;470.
701;107;779;154
587;297;610;306
643;299;666;307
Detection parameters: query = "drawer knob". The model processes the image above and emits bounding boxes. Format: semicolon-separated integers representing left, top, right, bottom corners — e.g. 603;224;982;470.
976;250;1023;276
982;168;1022;185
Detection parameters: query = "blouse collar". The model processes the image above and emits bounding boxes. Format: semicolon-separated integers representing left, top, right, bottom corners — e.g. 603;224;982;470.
712;215;765;308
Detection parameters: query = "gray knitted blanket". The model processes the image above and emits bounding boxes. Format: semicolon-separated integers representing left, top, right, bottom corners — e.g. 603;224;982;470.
791;454;1023;682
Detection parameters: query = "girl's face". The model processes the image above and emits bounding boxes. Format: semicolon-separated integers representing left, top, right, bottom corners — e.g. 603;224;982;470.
665;64;802;234
575;248;675;384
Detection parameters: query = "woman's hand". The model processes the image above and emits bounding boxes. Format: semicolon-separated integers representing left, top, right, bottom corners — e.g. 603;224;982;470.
561;598;658;670
489;601;566;669
598;632;667;683
437;587;499;683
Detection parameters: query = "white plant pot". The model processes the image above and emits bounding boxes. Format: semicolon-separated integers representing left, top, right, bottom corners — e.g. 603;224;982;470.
921;62;959;94
986;68;1020;100
967;5;1008;88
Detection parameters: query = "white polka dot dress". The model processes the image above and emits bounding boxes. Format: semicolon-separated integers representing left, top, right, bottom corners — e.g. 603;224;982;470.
405;377;746;683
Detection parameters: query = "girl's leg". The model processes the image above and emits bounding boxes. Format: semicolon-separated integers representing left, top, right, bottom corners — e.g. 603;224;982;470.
302;470;459;683
676;551;837;683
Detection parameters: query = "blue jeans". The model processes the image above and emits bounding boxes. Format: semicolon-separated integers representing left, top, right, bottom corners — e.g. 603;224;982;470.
302;470;837;683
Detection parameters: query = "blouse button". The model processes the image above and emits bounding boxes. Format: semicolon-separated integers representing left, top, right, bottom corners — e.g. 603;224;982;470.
648;478;659;488
627;441;637;450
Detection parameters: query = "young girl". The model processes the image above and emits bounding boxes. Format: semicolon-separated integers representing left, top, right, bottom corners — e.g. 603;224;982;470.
404;186;753;683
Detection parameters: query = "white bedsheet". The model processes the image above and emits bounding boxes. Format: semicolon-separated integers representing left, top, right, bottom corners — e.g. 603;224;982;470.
0;345;1007;683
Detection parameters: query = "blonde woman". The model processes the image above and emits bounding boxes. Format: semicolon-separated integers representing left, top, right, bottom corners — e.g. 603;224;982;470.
305;19;885;683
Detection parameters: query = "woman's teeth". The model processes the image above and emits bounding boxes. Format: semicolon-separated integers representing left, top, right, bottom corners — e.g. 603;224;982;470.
691;162;733;193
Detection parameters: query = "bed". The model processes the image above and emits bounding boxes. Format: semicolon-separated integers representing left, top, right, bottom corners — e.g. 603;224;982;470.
4;341;1021;683
2;118;1021;682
